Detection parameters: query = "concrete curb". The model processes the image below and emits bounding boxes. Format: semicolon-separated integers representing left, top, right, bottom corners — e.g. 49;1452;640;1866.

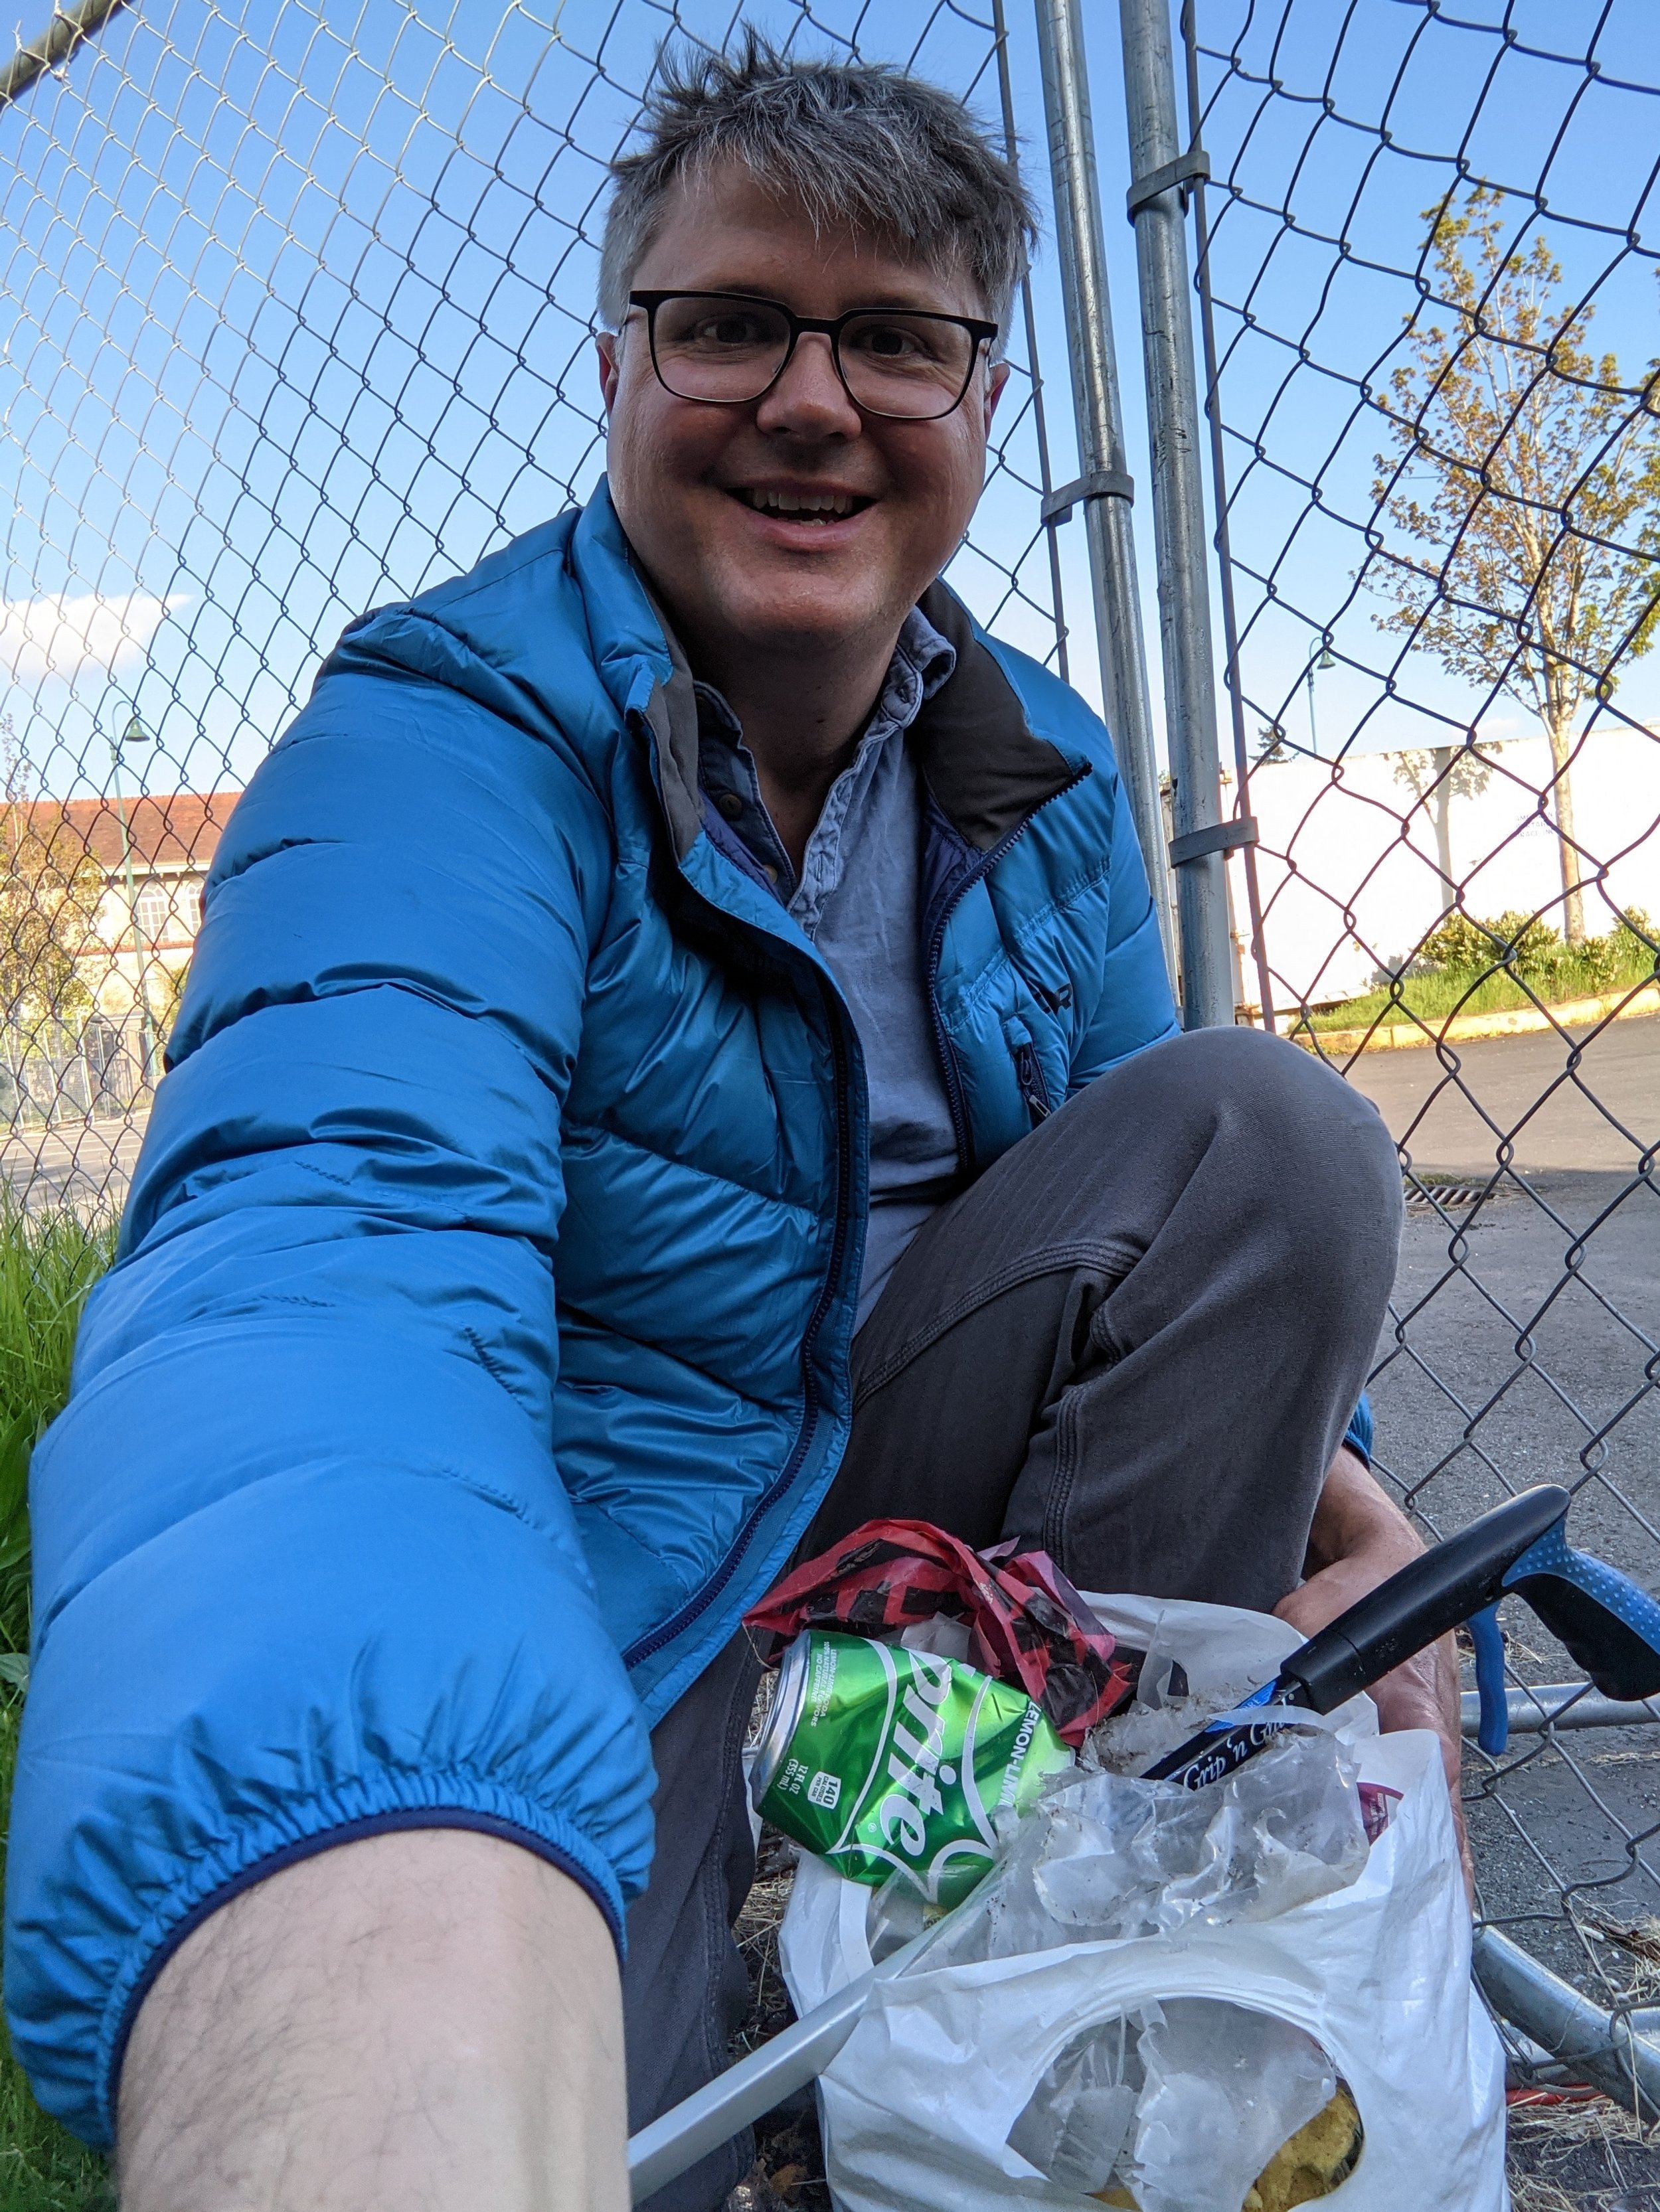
1294;981;1660;1058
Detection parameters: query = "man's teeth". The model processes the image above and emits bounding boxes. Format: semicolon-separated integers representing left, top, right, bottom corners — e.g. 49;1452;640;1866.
743;489;859;518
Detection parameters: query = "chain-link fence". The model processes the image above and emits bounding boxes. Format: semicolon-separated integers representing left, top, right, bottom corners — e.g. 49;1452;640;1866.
0;0;1074;1214
1;0;1658;2179
1183;0;1660;2111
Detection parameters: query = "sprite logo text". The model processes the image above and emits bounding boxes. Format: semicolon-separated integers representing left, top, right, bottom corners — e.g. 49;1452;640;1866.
878;1654;959;1856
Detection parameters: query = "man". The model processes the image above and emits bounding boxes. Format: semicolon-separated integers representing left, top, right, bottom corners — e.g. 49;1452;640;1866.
6;38;1457;2212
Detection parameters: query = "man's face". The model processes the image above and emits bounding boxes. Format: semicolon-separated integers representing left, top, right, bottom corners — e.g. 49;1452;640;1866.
598;162;1007;665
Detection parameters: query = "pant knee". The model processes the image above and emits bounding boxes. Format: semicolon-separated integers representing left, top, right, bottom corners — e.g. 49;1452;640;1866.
1124;1027;1402;1285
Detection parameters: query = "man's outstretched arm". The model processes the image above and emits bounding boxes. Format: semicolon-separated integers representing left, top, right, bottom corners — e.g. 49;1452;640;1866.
7;671;653;2146
118;1832;625;2212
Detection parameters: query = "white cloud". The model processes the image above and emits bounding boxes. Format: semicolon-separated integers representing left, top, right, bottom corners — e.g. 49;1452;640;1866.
0;591;188;685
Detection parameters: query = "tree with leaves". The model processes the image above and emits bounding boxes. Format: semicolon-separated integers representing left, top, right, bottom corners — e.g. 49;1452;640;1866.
1392;741;1495;918
0;720;104;1037
1372;186;1660;943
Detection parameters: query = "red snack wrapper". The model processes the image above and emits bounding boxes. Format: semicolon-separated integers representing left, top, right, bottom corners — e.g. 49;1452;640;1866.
742;1517;1140;1746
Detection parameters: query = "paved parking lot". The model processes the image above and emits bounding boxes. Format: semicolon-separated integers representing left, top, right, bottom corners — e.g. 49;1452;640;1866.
1352;1018;1659;2014
1345;1010;1659;1178
0;1113;146;1216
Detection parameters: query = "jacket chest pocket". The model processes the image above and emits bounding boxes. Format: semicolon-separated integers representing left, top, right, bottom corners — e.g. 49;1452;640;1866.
1003;1011;1054;1125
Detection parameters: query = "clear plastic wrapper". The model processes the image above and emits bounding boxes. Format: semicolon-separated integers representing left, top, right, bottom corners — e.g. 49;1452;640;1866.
1080;1625;1253;1776
926;1721;1369;1968
1007;1998;1343;2212
1005;2006;1149;2195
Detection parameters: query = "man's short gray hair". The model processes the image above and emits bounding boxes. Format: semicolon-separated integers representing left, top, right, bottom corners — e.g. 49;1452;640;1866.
598;32;1037;341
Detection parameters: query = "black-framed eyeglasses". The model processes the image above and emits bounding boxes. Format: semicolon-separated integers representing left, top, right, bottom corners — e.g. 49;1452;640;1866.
627;290;999;422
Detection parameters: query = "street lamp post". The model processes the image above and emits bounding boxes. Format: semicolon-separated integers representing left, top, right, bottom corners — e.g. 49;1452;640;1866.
109;709;157;1087
1305;642;1335;756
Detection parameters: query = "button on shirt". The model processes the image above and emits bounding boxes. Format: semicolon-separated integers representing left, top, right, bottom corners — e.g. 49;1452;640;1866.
697;609;960;1330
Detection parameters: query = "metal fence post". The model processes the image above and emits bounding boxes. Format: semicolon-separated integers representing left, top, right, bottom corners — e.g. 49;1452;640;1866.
1032;0;1177;993
1118;0;1236;1029
0;0;127;114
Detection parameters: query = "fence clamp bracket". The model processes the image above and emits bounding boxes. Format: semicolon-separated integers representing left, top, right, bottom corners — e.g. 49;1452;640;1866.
1126;147;1211;221
1169;815;1257;869
1042;469;1135;526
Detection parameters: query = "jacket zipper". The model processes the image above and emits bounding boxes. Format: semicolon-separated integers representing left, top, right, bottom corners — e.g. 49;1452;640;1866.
925;767;1090;1176
623;714;1086;1673
1011;1038;1052;1121
622;969;856;1671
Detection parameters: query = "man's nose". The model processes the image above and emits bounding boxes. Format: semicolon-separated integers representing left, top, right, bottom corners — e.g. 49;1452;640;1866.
754;331;863;437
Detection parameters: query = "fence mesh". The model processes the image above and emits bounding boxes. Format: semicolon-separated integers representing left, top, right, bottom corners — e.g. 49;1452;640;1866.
1185;0;1660;2072
0;0;1069;1213
2;0;1658;2161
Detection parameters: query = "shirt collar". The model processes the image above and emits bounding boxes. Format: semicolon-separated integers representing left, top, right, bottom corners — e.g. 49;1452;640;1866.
888;604;958;716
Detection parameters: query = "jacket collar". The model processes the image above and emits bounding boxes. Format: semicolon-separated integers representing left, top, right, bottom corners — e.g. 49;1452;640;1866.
912;580;1080;852
569;484;705;859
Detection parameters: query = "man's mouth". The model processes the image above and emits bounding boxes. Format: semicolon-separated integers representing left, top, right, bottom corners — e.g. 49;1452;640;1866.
730;487;873;523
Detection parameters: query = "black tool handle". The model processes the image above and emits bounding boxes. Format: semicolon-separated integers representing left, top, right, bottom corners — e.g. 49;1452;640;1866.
1281;1484;1569;1713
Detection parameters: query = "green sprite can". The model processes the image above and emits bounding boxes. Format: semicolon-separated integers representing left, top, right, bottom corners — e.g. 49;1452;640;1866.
749;1629;1073;1907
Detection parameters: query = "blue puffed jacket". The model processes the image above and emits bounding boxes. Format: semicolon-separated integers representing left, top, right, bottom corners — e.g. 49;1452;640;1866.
5;482;1353;2145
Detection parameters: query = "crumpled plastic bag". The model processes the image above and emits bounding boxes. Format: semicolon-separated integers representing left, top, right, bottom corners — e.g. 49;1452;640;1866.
744;1517;1141;1743
779;1597;1507;2212
1005;2008;1148;2195
1009;1998;1341;2212
925;1719;1370;1966
1080;1622;1248;1776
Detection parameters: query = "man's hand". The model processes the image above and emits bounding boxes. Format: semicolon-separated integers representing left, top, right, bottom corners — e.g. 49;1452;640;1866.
1274;1445;1473;1900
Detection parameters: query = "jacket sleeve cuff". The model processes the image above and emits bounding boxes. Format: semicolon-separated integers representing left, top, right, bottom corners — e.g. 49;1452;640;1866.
7;1444;655;2151
1343;1392;1374;1467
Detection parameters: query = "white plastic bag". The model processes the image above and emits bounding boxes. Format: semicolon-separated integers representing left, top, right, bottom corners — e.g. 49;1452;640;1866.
779;1593;1507;2212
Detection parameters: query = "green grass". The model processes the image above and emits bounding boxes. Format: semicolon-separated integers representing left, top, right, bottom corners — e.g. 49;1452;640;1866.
1306;909;1658;1034
0;1202;116;2210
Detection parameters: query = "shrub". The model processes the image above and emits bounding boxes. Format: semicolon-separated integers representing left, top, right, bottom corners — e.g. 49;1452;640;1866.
1315;904;1653;1032
1617;906;1657;972
1420;909;1561;983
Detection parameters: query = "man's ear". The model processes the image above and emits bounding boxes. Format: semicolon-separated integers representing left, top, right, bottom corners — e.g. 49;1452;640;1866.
983;357;1012;434
596;330;620;416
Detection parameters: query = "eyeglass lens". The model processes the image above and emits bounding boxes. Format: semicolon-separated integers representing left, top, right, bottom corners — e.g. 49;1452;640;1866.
647;296;978;420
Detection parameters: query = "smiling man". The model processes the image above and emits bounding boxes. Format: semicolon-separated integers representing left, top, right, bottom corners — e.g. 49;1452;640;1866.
8;38;1455;2212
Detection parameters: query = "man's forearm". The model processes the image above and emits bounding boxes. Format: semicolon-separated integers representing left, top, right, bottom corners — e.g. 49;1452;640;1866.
1276;1446;1471;1892
1299;1443;1422;1580
118;1830;627;2212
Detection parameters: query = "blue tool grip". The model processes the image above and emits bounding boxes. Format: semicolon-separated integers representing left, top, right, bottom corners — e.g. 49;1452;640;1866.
1468;1604;1508;1755
1504;1523;1660;1702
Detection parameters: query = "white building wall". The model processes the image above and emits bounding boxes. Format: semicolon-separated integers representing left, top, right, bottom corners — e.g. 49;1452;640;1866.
1226;726;1660;1011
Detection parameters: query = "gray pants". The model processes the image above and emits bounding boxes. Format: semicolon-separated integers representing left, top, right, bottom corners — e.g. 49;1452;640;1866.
623;1028;1402;2209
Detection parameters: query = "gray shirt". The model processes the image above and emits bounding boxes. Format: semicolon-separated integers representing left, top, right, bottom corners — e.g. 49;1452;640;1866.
696;609;960;1328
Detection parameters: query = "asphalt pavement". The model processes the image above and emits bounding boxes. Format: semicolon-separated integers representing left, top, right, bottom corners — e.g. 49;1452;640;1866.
0;1113;145;1215
1343;1007;1659;1178
1347;1016;1660;2007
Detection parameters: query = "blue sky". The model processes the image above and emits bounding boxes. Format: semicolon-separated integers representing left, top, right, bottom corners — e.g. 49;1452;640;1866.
1127;0;1660;771
0;0;1089;799
0;0;1655;809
